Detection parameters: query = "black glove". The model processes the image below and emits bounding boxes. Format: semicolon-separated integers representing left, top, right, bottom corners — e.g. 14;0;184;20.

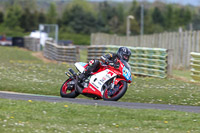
100;56;109;65
105;59;110;65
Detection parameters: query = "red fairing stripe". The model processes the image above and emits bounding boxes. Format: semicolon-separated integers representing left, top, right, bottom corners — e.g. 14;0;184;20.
114;78;126;85
83;64;88;68
82;83;102;97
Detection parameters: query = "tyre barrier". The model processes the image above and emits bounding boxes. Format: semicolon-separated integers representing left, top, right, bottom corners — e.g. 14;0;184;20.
87;45;172;78
44;41;79;63
24;37;40;51
190;52;200;82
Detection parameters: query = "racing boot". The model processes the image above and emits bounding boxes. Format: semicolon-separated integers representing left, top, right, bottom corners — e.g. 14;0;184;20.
78;59;99;85
78;67;92;84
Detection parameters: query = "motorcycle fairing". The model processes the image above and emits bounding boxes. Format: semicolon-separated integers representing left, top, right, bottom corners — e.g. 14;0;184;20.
122;66;132;82
82;69;117;96
75;62;88;73
82;83;102;97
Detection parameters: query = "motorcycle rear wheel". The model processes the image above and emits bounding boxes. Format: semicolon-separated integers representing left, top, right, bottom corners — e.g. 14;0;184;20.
60;78;79;98
103;80;127;101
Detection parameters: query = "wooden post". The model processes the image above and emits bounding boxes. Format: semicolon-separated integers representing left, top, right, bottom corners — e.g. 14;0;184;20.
197;31;200;52
187;31;192;68
167;49;173;76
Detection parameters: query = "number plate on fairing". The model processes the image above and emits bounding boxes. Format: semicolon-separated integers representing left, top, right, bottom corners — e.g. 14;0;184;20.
90;69;116;94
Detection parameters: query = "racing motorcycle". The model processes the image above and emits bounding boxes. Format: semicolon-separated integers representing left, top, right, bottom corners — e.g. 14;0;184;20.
60;59;132;101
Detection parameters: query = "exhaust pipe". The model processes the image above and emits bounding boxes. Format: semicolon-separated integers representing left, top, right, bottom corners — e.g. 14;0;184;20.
69;68;77;76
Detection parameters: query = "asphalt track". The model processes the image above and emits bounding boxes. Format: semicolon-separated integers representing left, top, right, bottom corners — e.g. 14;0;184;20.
0;91;200;113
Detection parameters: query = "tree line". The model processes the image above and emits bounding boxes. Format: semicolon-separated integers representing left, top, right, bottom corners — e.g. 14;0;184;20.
0;0;199;37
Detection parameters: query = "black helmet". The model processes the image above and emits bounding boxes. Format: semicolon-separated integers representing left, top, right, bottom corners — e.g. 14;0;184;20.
117;47;131;62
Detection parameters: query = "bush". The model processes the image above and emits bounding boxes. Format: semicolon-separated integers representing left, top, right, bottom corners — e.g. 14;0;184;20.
0;24;28;37
59;32;90;45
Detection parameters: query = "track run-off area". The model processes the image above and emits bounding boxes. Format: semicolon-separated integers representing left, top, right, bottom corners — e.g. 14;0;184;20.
0;91;200;113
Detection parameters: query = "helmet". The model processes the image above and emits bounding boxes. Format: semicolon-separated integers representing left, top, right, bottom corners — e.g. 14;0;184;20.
117;47;131;62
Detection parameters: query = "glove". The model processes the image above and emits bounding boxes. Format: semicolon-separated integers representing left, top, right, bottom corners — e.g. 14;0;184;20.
101;56;109;64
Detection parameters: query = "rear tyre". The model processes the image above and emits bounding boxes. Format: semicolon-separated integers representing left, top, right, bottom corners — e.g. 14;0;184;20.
60;78;79;98
103;80;127;101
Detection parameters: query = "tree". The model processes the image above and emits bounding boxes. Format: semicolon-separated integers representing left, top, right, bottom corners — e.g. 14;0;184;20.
98;2;114;24
67;0;95;14
38;11;46;24
62;5;96;34
97;2;126;33
108;4;125;33
129;0;138;15
0;11;4;23
47;3;57;24
163;5;177;31
4;5;23;28
19;8;39;32
152;7;164;25
20;8;31;31
191;9;200;30
192;14;200;30
177;8;192;26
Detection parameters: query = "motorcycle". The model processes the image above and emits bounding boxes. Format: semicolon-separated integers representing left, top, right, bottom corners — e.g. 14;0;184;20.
60;59;132;101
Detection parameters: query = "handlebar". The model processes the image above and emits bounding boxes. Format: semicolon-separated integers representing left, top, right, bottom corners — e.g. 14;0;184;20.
101;60;119;69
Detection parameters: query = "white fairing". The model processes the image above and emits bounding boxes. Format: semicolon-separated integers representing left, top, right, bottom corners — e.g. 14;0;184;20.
89;69;117;95
75;62;86;73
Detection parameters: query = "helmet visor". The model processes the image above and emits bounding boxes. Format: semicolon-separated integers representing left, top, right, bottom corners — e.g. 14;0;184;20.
123;54;129;62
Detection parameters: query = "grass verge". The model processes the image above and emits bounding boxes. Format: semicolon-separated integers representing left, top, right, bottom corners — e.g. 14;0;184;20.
0;46;200;106
0;98;200;133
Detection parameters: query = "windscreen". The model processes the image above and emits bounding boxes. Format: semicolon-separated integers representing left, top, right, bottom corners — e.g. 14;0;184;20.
120;59;131;72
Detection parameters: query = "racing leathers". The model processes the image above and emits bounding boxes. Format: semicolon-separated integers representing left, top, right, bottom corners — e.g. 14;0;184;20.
78;53;118;81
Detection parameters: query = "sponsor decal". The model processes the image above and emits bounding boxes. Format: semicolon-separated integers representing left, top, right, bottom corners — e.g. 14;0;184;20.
89;60;94;66
89;86;96;91
92;83;99;89
107;71;114;76
100;77;106;82
98;82;102;86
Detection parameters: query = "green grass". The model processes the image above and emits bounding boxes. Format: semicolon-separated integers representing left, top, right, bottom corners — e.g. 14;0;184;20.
172;69;192;81
0;46;71;95
0;46;200;106
0;98;200;133
79;48;88;63
59;33;90;45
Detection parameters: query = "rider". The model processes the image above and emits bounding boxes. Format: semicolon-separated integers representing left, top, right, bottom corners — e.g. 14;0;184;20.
78;47;132;82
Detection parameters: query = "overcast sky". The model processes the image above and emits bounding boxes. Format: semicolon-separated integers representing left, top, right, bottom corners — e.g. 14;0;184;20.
144;0;199;6
89;0;200;6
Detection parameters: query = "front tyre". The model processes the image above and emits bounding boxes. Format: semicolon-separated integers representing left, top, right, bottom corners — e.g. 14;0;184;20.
103;80;127;101
60;78;79;98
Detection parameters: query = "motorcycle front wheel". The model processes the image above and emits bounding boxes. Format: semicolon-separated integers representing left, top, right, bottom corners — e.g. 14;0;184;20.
60;78;79;98
103;80;127;101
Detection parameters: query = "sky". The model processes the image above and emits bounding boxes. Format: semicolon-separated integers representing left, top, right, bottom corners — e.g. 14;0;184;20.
145;0;199;6
89;0;200;6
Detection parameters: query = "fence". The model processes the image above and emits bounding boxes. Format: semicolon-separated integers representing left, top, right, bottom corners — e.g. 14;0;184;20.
91;31;200;69
190;52;200;82
44;41;79;63
88;45;172;78
24;37;40;51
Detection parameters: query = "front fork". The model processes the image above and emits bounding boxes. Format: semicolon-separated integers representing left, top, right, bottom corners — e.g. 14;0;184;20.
111;77;116;90
65;68;77;90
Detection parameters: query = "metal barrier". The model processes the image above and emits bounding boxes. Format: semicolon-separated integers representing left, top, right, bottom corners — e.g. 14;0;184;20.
44;41;79;63
190;52;200;82
88;45;172;78
24;37;40;51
